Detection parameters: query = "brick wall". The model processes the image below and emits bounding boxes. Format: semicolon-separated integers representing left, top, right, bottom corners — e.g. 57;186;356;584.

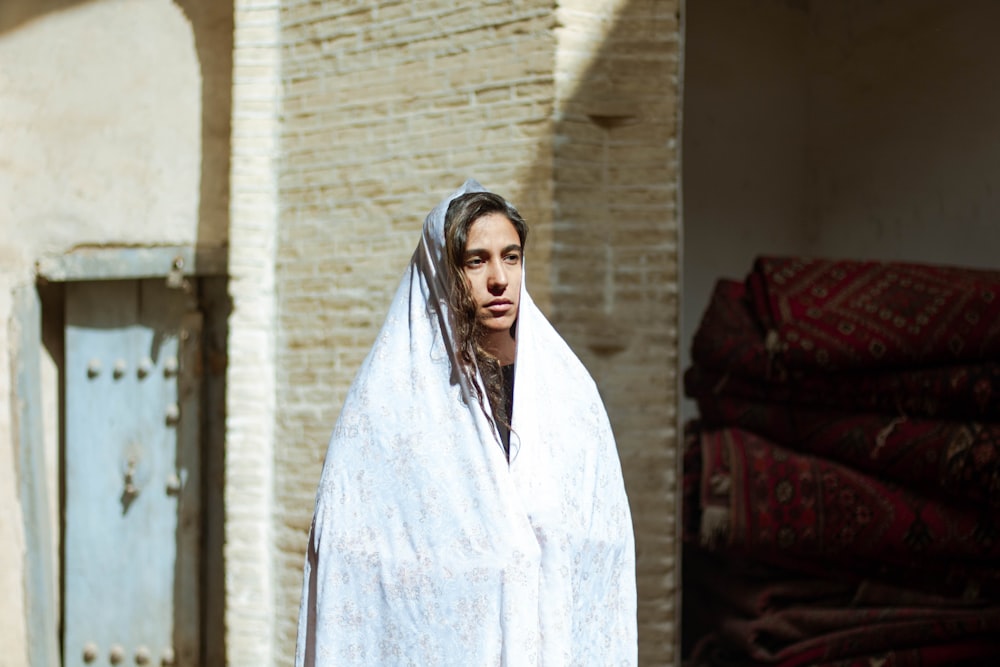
273;1;558;663
263;0;681;664
552;1;681;663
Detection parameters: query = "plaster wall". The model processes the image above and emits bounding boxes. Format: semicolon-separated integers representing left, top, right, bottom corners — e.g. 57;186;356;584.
680;0;809;419
0;0;228;661
0;1;210;270
0;281;28;665
808;0;1000;269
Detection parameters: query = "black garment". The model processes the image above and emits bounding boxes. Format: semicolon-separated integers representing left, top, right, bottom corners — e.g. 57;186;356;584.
499;363;515;460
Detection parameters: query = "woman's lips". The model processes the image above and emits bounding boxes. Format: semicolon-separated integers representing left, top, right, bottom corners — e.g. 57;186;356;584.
485;300;513;315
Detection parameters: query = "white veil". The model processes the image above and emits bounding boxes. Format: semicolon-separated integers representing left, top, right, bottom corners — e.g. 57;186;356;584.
295;180;636;666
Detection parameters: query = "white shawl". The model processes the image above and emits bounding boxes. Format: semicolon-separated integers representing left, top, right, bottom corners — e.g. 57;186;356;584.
295;180;636;666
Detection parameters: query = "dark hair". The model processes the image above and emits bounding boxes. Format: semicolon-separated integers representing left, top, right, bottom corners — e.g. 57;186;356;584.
443;191;528;439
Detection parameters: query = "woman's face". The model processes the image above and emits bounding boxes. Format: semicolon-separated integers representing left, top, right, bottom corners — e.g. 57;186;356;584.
461;212;522;334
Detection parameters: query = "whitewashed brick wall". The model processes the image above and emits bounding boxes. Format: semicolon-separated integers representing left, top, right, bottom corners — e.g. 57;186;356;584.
226;1;282;664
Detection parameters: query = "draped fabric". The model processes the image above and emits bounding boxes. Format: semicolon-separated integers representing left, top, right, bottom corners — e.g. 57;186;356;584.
295;180;636;667
683;257;1000;667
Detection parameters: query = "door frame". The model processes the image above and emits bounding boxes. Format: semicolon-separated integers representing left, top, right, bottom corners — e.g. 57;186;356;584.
16;244;226;666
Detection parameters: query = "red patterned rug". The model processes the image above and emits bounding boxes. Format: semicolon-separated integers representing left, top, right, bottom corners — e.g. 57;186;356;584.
684;548;1000;667
695;395;1000;510
683;257;1000;666
746;256;1000;372
688;279;1000;420
685;426;1000;593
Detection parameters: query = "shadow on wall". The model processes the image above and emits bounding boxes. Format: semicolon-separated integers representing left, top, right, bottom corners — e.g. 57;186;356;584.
173;0;234;255
516;2;681;664
170;2;234;666
0;0;92;35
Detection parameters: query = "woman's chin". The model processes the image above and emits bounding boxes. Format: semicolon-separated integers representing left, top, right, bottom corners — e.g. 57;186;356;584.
480;316;515;334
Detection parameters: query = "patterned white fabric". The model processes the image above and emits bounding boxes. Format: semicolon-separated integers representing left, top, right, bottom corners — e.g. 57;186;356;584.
295;180;636;666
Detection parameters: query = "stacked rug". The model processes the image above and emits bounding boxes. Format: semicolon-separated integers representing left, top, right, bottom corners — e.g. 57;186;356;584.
682;257;1000;666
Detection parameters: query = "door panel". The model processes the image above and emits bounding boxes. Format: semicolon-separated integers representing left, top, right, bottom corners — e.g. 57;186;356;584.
63;279;201;667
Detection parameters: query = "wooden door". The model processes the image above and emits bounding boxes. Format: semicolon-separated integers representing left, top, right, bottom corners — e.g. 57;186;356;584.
63;279;201;667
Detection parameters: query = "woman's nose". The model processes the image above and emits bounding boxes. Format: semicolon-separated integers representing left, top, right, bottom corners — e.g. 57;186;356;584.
487;260;507;291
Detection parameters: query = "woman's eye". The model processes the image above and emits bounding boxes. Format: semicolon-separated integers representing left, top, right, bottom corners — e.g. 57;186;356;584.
465;257;483;267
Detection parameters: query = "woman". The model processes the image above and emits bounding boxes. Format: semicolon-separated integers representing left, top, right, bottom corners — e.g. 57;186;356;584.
443;189;526;458
295;180;636;666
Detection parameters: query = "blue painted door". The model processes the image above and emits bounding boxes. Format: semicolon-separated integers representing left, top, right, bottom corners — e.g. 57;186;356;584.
63;279;201;667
